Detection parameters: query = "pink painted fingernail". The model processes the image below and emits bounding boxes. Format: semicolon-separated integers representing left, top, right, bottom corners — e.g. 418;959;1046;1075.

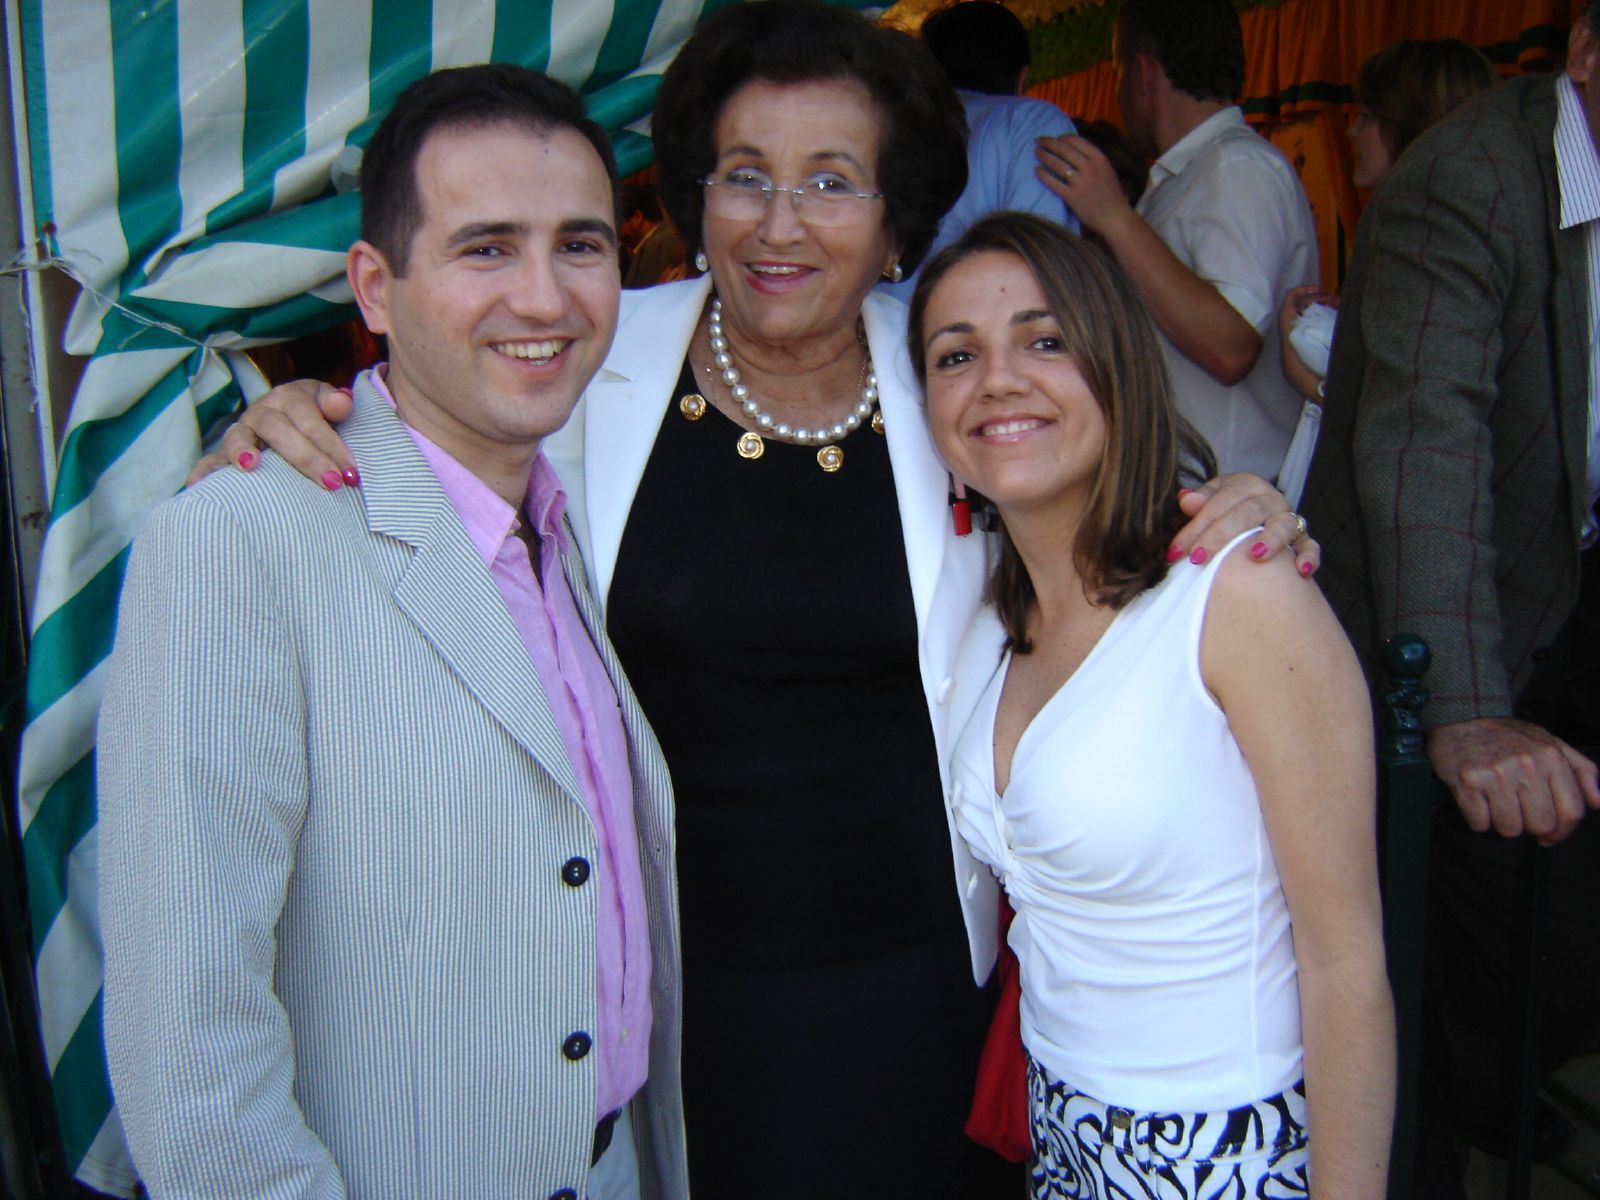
321;470;344;492
237;450;256;470
1189;546;1209;565
1299;561;1315;577
341;465;362;487
1165;544;1184;564
1248;541;1267;559
1177;487;1195;499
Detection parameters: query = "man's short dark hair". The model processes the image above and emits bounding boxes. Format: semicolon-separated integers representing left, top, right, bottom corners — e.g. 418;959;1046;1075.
1117;0;1245;105
921;2;1031;96
359;64;620;276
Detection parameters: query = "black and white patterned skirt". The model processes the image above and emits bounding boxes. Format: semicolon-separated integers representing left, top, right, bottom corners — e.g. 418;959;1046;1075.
1026;1054;1310;1198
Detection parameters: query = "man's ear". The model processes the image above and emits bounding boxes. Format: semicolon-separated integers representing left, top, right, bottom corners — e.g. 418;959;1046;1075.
1130;50;1164;98
348;240;394;336
1569;15;1597;87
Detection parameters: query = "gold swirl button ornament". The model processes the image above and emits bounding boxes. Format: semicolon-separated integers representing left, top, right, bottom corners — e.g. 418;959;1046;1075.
817;445;844;473
680;393;708;421
871;410;885;435
736;432;765;460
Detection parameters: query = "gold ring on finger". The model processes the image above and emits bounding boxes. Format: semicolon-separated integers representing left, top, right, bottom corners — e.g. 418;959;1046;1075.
1289;512;1309;544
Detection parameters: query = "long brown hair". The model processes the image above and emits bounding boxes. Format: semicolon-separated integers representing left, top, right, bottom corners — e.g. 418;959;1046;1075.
908;213;1216;653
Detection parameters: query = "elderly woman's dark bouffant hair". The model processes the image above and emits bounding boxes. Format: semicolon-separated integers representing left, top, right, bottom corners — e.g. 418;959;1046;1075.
908;214;1216;653
650;0;968;273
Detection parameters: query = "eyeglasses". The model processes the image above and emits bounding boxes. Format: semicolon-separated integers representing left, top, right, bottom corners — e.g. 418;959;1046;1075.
699;169;885;227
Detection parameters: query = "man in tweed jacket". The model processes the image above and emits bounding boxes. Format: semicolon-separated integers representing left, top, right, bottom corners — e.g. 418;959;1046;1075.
97;67;686;1200
1303;8;1600;1188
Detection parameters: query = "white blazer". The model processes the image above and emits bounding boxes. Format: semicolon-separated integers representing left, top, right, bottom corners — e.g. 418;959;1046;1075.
544;277;1006;983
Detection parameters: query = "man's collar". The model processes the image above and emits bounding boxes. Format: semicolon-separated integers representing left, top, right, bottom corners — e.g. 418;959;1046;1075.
1555;73;1600;231
1148;105;1245;187
369;366;568;566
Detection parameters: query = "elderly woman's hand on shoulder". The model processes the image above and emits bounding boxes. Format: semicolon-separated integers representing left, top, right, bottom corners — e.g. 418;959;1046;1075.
188;381;356;489
1174;475;1318;577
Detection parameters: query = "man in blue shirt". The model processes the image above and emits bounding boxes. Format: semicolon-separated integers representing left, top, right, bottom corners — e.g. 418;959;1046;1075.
882;0;1078;301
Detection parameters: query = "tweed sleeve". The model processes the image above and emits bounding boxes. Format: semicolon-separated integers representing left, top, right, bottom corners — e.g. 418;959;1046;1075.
1345;124;1519;725
97;490;346;1199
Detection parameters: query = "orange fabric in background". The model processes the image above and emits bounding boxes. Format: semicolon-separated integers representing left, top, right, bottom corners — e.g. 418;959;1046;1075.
1265;111;1360;289
1026;0;1584;287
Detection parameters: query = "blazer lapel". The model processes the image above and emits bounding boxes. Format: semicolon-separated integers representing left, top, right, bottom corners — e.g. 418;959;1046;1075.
579;277;713;613
558;529;668;772
867;293;946;636
348;378;587;808
1554;220;1589;534
1531;77;1592;537
556;524;677;902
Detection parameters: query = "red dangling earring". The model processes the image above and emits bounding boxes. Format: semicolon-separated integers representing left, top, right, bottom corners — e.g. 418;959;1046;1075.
949;476;972;537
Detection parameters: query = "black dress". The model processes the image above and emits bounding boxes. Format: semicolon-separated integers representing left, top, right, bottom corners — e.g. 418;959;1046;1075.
606;362;1016;1199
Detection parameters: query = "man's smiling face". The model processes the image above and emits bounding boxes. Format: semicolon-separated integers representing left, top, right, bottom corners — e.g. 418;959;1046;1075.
350;119;620;479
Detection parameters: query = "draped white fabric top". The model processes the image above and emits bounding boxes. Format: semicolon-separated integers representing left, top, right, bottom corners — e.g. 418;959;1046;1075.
949;531;1303;1113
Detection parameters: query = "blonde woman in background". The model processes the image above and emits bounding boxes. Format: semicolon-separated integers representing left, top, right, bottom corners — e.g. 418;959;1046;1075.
1277;39;1498;504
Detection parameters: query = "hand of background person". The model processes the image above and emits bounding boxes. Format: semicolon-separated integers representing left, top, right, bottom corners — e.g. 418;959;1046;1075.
1173;474;1319;577
1277;285;1339;342
1426;717;1600;845
186;381;357;489
1035;134;1133;236
1277;286;1340;405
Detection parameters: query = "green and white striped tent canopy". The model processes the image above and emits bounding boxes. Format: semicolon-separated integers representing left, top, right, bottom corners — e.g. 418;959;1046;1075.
12;1;860;1191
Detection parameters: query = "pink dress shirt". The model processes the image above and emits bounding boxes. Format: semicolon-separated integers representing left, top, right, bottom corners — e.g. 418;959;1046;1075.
376;369;651;1120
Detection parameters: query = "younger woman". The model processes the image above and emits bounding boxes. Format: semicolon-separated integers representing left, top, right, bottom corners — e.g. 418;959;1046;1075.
911;213;1394;1199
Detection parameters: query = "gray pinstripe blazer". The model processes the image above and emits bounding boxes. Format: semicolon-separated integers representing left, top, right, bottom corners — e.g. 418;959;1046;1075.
1303;73;1590;726
98;376;686;1199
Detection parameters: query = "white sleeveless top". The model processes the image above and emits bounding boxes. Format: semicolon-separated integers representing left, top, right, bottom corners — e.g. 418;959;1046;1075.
949;531;1302;1112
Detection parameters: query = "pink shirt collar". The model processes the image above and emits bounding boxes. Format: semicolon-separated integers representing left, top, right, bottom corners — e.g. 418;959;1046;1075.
371;365;570;560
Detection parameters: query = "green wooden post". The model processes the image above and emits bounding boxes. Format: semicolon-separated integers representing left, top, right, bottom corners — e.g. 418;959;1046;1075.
1379;634;1447;1200
1505;836;1551;1200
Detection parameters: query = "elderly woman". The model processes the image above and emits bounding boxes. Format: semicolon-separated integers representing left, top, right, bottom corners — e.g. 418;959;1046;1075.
200;4;1311;1194
916;213;1393;1199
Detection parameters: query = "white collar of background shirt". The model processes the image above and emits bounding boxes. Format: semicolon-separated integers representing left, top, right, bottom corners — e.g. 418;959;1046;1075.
1552;72;1600;541
1147;105;1245;190
1555;73;1600;230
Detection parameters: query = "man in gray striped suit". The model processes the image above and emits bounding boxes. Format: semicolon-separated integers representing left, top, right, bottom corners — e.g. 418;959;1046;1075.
97;66;686;1200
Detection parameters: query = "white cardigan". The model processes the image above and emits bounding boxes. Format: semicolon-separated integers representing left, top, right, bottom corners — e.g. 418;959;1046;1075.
544;276;1006;983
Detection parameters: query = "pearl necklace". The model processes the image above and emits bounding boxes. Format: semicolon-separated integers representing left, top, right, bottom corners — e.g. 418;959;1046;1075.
701;298;880;470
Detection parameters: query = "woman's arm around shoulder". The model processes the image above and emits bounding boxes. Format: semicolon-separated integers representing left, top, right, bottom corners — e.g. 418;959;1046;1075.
1201;548;1396;1200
